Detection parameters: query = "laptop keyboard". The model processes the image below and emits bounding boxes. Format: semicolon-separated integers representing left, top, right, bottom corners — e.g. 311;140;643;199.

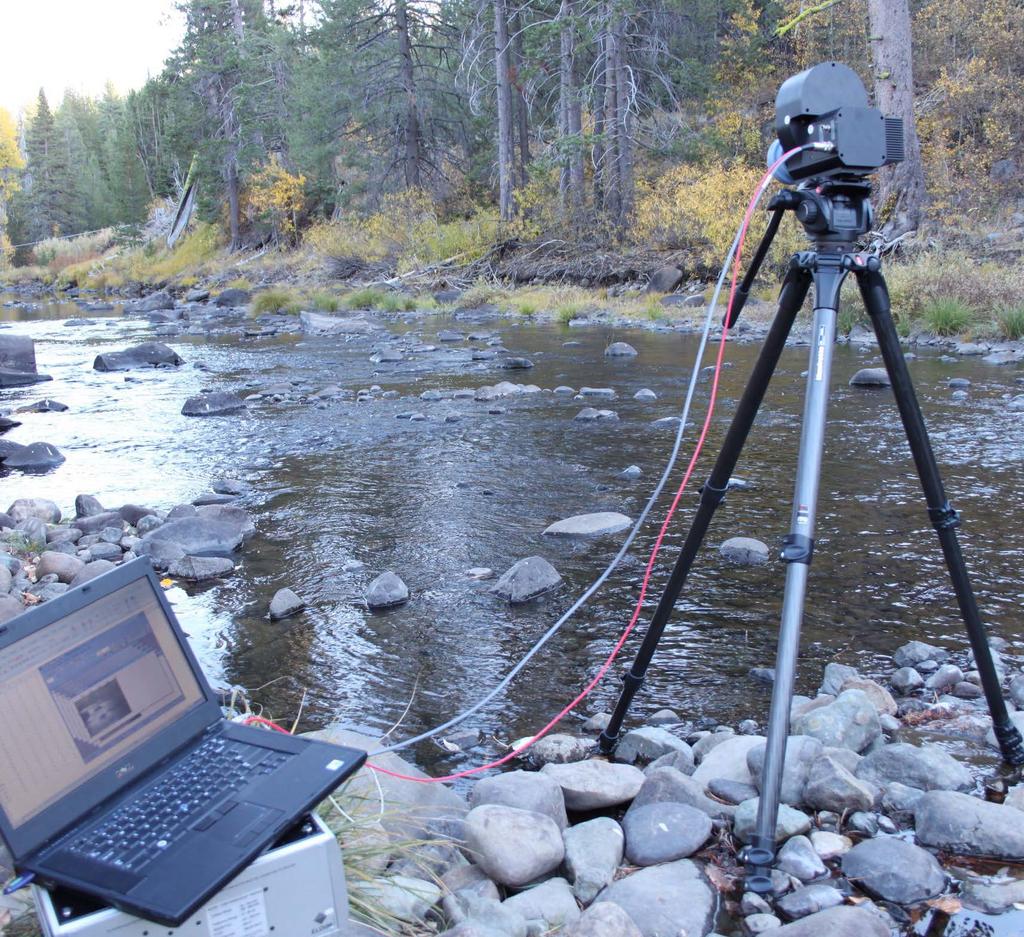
63;736;290;871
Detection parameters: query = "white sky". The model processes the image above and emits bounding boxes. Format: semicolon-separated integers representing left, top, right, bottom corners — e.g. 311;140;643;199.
0;0;185;116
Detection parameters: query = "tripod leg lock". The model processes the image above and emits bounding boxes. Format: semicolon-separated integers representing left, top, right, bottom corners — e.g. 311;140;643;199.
698;478;729;507
928;502;962;531
780;534;814;565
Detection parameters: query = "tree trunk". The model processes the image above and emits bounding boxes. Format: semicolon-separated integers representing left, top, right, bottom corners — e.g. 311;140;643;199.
558;0;583;221
226;146;241;250
600;17;621;222
395;0;422;188
867;0;926;237
612;13;633;225
511;12;530;188
493;0;515;221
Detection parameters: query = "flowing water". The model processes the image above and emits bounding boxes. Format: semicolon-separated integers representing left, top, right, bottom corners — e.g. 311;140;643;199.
2;292;1024;770
4;291;1024;935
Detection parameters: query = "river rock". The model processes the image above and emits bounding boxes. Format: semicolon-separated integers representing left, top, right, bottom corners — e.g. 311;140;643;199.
181;391;247;416
772;906;887;937
630;766;734;821
74;511;124;534
633;389;657;401
168;555;235;581
617;726;693;766
854;742;971;792
500;357;533;370
915;790;1024;859
622;802;712;865
746;913;782;933
15;517;47;548
791;689;880;752
647;266;684;293
802;754;877;813
574;407;618;421
365;571;409;609
849;368;891;388
605;342;638;357
70;560;116;586
75;494;105;518
747;736;823;805
924;663;963;691
16;398;67;413
140;516;249;557
893;641;948;668
213;288;250;307
819;662;859;695
563;817;624;904
565;902;642;937
776;884;845;920
7;498;60;525
0;441;65;471
579;387;615;398
840;836;945;905
543;512;631;537
541;759;644;810
470;770;567;830
490;556;561;603
35;551;84;584
0;594;24;623
692;734;766;786
733;798;811;843
0;335;51;386
891;666;924;694
502;877;580;933
299;311;378;334
961;876;1024;914
463;805;564;887
776;835;827;881
719;536;769;565
136;290;175;312
526;734;589;766
93;342;183;371
594;859;714;937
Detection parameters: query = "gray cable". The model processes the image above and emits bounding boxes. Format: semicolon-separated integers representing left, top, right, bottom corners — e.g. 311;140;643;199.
372;165;792;757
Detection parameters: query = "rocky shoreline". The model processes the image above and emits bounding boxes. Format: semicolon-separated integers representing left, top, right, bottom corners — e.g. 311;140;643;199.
313;631;1024;937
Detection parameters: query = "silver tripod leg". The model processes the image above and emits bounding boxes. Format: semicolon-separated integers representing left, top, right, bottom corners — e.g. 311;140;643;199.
746;286;840;892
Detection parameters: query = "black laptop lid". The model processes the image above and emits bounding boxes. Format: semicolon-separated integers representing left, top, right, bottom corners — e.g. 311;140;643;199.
0;558;222;859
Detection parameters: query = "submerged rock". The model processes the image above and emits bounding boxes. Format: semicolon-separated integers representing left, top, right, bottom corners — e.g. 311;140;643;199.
94;341;183;371
269;588;306;620
849;368;891;388
605;342;638;357
719;536;769;565
543;512;632;537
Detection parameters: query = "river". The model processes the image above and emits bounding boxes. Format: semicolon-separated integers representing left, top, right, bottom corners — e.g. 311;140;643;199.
2;290;1023;787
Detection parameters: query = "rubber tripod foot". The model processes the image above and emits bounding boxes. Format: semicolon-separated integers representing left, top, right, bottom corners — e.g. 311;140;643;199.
994;723;1024;767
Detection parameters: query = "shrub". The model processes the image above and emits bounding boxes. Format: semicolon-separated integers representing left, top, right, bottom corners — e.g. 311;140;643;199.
305;189;499;272
32;228;117;273
252;288;302;315
245;155;306;246
633;162;805;273
998;306;1024;340
922;297;974;336
344;287;388;309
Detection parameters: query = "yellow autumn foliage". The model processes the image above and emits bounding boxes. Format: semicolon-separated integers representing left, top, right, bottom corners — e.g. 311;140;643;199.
246;155;307;245
633;162;804;271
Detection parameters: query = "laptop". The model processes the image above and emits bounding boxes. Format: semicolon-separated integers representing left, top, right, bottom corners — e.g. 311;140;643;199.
0;557;366;927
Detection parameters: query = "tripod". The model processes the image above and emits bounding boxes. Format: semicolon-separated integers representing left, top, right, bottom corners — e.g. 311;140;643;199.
596;177;1024;891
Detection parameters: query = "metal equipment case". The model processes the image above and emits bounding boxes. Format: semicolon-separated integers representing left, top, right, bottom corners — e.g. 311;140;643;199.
32;813;352;937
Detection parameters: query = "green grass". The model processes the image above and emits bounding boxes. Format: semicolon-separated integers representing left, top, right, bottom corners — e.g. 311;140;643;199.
512;296;539;317
344;287;388;309
555;301;585;324
310;290;342;312
836;307;860;336
922;297;974;336
998;306;1024;340
252;287;302;315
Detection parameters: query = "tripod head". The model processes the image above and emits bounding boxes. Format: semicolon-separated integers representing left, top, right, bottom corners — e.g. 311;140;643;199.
769;178;873;251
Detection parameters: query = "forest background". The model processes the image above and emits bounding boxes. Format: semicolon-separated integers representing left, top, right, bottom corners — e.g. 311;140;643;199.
0;0;1022;337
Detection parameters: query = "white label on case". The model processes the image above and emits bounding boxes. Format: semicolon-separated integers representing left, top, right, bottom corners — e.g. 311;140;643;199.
206;887;270;937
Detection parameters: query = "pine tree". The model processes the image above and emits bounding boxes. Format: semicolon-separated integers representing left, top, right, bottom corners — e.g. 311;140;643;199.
0;107;25;265
24;90;76;239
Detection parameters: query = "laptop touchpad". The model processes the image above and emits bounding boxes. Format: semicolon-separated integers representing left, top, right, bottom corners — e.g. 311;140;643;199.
207;802;283;846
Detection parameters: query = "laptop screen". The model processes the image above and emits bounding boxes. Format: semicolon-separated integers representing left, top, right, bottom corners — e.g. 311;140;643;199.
0;576;206;830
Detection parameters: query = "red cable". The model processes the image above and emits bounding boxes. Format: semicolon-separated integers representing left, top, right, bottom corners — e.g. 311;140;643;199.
245;152;799;785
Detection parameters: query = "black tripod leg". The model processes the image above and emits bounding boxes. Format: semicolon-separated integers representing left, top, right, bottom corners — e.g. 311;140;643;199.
857;263;1024;765
597;261;813;755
